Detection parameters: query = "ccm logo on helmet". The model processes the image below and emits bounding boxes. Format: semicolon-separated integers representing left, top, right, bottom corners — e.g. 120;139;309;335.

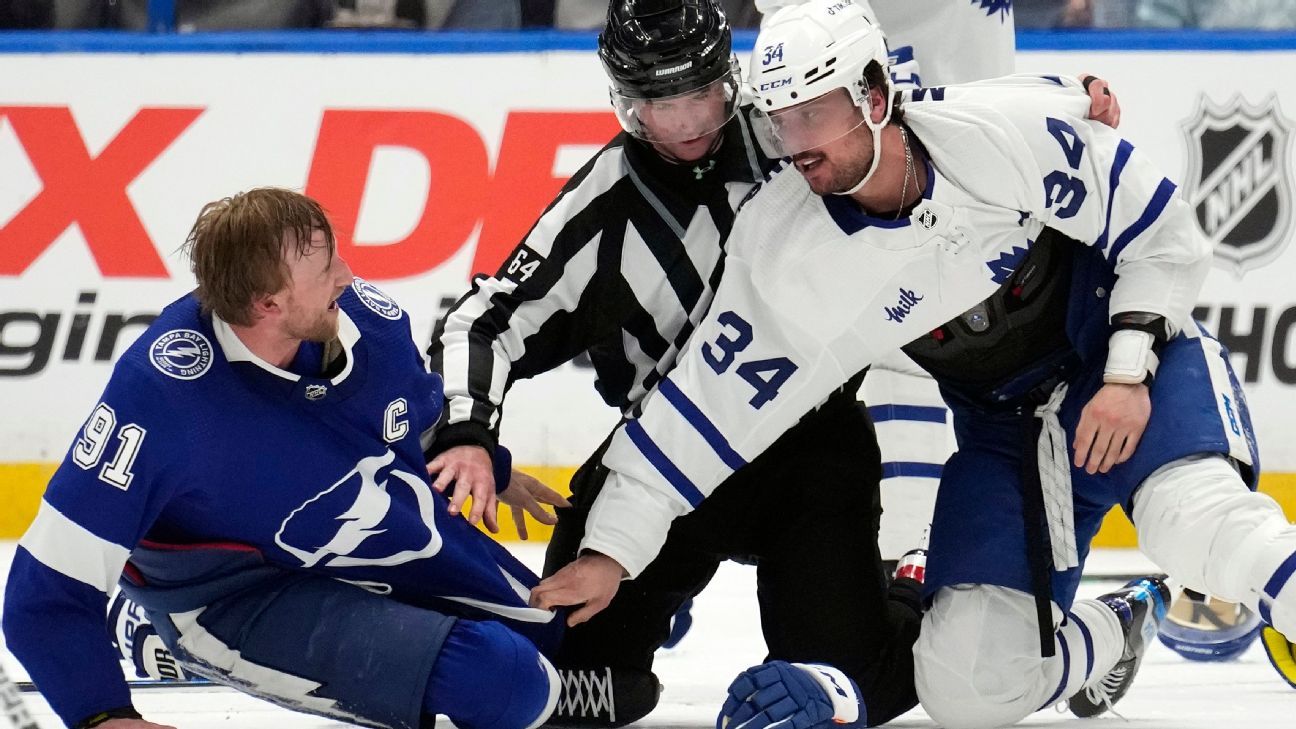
758;78;792;91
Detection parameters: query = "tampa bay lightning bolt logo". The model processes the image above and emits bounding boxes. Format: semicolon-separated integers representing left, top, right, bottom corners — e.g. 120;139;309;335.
973;0;1012;20
149;329;214;380
351;277;402;321
275;450;442;569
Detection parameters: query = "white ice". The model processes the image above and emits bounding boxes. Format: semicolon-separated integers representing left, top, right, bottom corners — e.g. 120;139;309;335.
2;542;1292;728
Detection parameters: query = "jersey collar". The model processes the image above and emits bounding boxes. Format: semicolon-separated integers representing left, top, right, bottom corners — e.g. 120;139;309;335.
821;155;938;236
212;309;361;385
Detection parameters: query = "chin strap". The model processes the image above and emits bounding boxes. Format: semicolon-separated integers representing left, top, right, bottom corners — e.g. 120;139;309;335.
833;86;895;196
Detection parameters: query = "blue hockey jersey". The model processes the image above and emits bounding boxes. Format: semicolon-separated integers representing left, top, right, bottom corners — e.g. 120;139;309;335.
3;280;554;727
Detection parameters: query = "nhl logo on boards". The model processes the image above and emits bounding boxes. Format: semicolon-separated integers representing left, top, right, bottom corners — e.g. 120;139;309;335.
305;384;328;401
149;329;213;381
352;277;403;320
1180;95;1295;275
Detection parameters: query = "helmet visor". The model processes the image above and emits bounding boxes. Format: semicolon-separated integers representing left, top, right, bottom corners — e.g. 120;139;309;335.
611;61;741;144
750;88;869;158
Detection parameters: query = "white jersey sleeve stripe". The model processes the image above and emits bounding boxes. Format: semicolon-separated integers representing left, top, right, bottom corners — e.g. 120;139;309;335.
657;377;749;471
1107;178;1179;264
19;499;129;594
623;420;705;507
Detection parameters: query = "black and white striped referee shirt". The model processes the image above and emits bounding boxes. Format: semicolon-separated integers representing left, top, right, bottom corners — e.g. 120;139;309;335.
427;108;779;453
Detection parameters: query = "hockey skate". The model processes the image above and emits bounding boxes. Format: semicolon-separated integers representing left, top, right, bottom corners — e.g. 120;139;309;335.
1068;576;1170;718
546;666;662;728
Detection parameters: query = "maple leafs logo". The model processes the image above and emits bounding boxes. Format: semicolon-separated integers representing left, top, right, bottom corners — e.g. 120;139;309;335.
973;0;1013;20
986;245;1029;285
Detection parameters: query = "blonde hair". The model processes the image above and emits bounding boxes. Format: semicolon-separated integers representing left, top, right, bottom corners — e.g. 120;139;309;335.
183;188;335;326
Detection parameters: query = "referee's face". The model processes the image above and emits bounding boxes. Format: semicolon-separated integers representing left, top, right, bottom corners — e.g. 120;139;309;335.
638;86;729;162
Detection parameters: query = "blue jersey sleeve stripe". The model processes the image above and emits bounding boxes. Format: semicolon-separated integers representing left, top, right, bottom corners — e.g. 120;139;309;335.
1263;549;1296;603
1095;139;1135;252
657;377;748;471
1107;177;1178;264
624;420;705;508
867;404;948;424
881;462;945;480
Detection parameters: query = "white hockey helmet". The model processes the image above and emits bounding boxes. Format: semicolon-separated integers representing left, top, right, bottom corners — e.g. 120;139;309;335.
748;0;893;192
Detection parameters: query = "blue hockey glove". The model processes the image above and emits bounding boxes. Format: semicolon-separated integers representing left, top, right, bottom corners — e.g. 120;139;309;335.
1262;626;1296;689
717;661;865;729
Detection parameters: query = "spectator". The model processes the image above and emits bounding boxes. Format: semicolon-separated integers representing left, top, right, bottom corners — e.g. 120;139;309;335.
332;0;422;27
0;0;53;28
550;0;760;30
425;0;521;29
1016;0;1096;28
113;0;334;30
1136;0;1296;28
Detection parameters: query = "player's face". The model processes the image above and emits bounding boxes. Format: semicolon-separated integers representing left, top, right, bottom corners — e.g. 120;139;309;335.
280;229;353;343
791;120;877;196
636;83;730;162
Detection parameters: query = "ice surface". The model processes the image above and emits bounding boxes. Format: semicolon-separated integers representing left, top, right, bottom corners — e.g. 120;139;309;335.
2;542;1291;728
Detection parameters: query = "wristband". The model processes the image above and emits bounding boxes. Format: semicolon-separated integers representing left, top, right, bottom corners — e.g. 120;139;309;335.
1104;328;1159;385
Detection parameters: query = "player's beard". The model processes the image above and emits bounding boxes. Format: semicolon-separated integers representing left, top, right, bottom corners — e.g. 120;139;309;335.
795;130;875;197
282;303;339;343
795;152;871;196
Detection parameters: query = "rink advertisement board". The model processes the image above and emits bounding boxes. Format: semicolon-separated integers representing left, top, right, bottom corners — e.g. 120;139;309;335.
2;39;1296;539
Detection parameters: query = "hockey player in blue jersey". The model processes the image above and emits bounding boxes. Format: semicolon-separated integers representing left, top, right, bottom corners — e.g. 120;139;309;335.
2;188;570;729
534;1;1296;727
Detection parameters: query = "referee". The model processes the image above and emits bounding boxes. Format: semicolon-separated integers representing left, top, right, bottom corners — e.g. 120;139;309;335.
427;1;920;725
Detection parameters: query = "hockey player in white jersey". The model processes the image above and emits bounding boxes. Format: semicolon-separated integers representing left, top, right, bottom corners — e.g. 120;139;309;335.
533;1;1296;727
760;0;1023;571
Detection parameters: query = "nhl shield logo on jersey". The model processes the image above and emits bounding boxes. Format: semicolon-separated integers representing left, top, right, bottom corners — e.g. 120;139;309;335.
149;329;214;380
351;277;403;320
1180;95;1295;275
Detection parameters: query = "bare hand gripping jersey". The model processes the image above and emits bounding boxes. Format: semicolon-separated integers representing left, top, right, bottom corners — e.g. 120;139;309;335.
583;76;1212;577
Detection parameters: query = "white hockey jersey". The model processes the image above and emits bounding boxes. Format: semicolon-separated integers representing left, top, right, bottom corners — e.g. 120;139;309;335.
582;77;1212;577
757;0;1016;88
874;0;1015;87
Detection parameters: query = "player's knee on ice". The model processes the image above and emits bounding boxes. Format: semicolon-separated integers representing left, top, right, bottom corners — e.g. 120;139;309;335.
914;586;1065;729
424;620;559;729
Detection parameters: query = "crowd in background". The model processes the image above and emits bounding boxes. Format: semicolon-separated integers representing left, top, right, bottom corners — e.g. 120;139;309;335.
2;0;1296;30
